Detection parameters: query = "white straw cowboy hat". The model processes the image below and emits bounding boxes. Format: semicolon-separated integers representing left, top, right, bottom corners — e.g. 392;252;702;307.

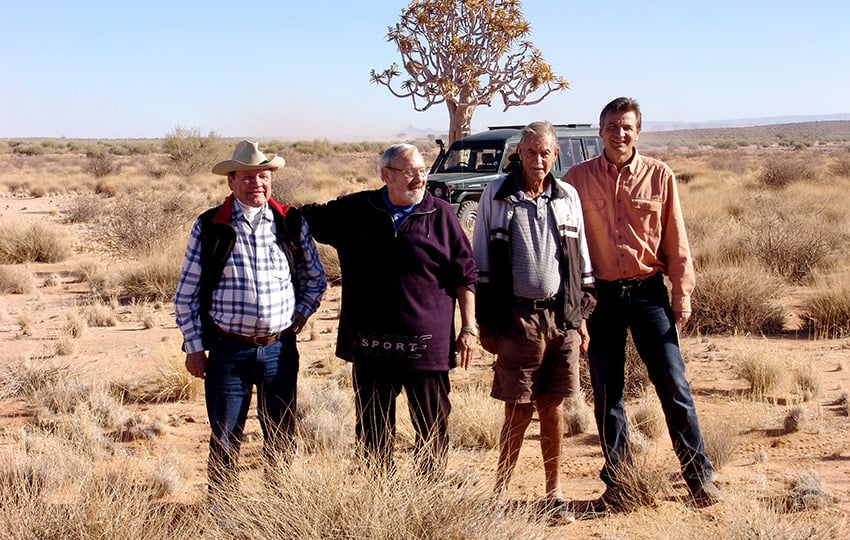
212;140;285;175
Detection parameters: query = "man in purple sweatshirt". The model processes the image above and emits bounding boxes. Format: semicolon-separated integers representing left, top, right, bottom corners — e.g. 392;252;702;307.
301;143;478;477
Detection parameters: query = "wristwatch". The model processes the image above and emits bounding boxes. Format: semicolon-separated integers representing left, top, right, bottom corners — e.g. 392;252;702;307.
460;326;479;337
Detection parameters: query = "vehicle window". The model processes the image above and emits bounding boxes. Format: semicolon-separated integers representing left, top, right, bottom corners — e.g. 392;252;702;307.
584;137;604;159
437;147;504;173
502;145;519;173
557;138;584;169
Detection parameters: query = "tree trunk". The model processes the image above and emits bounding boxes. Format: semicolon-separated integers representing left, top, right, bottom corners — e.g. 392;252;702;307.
446;102;476;145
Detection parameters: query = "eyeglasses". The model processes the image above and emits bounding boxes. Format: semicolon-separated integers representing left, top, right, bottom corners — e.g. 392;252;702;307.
386;166;429;179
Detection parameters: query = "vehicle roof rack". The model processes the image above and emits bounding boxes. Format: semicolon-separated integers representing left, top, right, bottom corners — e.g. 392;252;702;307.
487;123;592;130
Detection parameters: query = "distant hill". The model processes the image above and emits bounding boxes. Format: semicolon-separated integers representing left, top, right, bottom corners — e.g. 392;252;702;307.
639;119;850;149
644;113;850;132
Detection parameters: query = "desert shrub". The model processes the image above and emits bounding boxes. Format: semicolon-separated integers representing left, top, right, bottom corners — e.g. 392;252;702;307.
94;189;199;255
0;222;71;264
701;419;739;470
231;450;551;540
791;364;820;401
84;302;117;327
801;280;850;338
689;264;785;335
0;465;200;539
828;152;850;177
115;240;184;302
55;336;77;356
759;157;819;188
83;150;118;178
113;352;200;405
606;456;675;512
781;471;834;512
0;265;37;294
28;185;48;197
628;391;665;440
64;193;104;223
162;126;227;178
738;352;784;399
744;206;843;284
563;392;594;436
11;143;44;156
297;378;354;452
782;405;809;434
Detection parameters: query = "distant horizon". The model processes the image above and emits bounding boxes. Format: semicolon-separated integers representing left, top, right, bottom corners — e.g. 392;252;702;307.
2;113;849;142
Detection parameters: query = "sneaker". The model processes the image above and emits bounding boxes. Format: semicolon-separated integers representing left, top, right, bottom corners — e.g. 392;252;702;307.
590;486;627;513
690;480;723;508
542;498;576;525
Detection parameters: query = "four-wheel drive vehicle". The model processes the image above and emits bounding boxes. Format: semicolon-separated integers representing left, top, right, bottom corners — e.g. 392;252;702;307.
426;124;603;234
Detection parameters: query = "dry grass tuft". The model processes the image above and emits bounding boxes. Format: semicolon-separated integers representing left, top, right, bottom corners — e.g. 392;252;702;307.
0;221;71;264
0;265;37;294
801;276;850;338
297;378;354;453
758;156;820;188
607;456;675;512
781;470;834;512
115;236;185;302
628;391;665;440
563;392;595;437
110;413;169;442
738;352;784;399
782;405;809;434
84;301;117;327
114;351;201;404
228;449;551;540
447;380;502;449
690;264;785;335
701;419;739;471
791;364;820;401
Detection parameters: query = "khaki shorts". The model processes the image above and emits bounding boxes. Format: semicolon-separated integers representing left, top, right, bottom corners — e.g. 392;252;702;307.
490;305;581;404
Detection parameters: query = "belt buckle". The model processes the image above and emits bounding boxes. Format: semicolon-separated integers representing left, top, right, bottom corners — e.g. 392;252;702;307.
252;334;275;345
532;298;548;310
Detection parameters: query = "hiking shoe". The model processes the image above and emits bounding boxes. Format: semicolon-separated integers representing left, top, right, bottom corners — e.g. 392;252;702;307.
690;480;723;508
590;486;628;513
542;498;576;525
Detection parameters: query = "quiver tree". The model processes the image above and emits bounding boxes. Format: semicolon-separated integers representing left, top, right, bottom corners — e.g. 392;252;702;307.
371;0;569;144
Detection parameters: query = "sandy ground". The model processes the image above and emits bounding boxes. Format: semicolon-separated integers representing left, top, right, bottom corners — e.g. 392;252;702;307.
2;193;849;537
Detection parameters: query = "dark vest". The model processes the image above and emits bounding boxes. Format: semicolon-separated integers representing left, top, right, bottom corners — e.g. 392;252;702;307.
196;196;302;346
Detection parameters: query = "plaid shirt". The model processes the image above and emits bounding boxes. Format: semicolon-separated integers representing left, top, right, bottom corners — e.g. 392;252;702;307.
174;200;327;354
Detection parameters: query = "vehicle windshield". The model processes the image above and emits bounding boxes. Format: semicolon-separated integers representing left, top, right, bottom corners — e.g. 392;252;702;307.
436;146;504;173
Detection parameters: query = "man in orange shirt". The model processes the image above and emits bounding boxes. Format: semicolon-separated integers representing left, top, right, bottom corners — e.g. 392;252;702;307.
563;97;721;510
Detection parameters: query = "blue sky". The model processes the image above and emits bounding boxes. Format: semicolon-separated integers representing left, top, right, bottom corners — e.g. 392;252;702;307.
1;0;848;140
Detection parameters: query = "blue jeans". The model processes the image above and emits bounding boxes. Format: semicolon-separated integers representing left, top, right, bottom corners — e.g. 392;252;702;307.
204;331;298;488
587;273;713;491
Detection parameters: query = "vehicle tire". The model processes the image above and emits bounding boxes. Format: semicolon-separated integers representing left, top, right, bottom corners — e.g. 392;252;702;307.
457;200;478;237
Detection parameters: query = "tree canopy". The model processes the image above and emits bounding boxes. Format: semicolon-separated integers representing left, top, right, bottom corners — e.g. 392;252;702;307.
371;0;569;144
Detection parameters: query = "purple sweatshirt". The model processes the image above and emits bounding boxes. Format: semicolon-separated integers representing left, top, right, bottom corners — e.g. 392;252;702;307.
302;188;477;371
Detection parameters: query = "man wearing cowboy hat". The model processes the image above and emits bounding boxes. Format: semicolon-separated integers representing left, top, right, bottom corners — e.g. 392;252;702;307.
174;140;327;493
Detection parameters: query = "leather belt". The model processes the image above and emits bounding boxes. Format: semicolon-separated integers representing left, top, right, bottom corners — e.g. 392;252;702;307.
514;295;559;311
215;326;286;346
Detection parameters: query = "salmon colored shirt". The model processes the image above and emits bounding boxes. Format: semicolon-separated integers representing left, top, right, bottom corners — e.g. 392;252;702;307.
562;150;695;314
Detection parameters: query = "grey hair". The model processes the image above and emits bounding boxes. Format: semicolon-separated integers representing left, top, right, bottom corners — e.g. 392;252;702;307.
519;121;558;148
378;143;419;175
